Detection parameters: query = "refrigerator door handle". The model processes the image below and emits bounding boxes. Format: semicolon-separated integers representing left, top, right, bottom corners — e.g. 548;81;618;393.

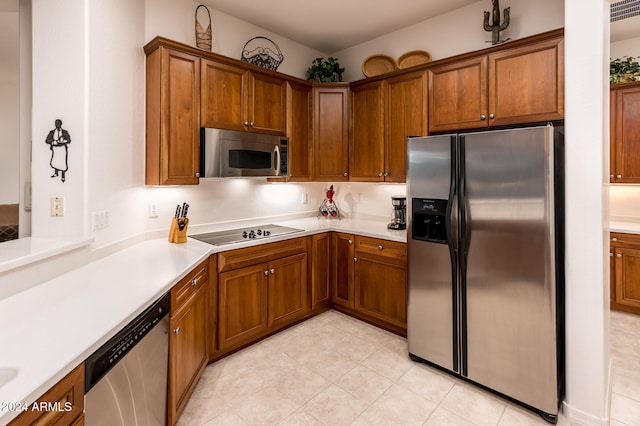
446;135;458;254
458;135;469;376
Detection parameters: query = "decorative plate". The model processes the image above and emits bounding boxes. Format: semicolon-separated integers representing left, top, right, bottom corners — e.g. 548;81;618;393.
362;54;397;77
397;50;432;69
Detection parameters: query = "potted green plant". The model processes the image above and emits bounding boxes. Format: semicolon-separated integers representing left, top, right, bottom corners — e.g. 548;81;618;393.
610;56;640;84
306;57;345;82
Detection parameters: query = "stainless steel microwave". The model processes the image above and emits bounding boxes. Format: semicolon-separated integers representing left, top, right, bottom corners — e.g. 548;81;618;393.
200;128;289;177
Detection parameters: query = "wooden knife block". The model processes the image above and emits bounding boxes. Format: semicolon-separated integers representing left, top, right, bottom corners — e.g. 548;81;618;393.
168;218;189;243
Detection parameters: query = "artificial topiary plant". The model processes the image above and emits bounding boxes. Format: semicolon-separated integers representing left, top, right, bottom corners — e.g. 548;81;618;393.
610;56;640;84
306;57;345;82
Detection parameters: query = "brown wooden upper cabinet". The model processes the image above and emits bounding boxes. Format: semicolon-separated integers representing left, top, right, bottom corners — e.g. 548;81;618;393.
610;82;640;183
313;84;350;181
201;58;287;135
145;45;201;185
287;81;313;181
350;71;427;182
428;34;564;133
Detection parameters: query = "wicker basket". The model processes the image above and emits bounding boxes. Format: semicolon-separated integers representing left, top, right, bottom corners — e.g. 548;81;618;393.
195;5;212;51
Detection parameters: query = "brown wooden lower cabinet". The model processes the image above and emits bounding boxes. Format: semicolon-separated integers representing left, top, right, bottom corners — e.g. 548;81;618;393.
168;259;209;426
8;364;84;426
310;233;332;312
332;232;355;308
611;232;640;315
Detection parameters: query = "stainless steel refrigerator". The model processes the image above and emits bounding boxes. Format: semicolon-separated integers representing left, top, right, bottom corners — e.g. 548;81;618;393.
407;125;564;423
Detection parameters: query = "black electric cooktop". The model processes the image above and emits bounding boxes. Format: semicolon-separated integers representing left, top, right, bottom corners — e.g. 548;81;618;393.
190;224;303;246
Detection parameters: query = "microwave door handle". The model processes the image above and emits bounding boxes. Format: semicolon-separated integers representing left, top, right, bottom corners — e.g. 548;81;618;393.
273;145;281;176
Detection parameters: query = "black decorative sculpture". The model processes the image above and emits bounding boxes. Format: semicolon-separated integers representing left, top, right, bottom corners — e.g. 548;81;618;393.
483;0;510;45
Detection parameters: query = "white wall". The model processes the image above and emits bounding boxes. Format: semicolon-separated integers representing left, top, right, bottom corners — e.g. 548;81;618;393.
19;0;32;237
611;35;640;59
333;0;564;82
563;0;610;424
0;11;20;204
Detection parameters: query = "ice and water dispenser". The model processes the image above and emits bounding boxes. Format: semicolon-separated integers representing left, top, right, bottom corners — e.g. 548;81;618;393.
411;198;448;243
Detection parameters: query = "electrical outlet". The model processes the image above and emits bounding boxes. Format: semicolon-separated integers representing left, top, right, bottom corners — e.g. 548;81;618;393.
92;210;109;231
50;196;65;217
148;203;159;218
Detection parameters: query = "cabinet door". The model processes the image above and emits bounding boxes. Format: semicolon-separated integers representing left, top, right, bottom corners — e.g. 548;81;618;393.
428;56;488;133
168;285;208;426
311;233;332;311
354;252;407;329
386;71;427;182
610;245;615;309
268;253;308;329
350;81;385;181
489;37;564;127
146;47;200;185
610;88;616;183
200;59;249;131
287;81;313;180
313;86;350;181
614;247;640;314
249;71;287;135
218;263;269;351
613;84;640;183
332;232;355;308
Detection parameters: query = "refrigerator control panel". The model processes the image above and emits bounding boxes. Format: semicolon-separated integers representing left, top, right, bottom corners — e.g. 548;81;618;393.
411;198;448;243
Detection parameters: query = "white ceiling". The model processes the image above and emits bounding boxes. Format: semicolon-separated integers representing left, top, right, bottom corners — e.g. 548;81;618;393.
204;0;481;53
203;0;640;53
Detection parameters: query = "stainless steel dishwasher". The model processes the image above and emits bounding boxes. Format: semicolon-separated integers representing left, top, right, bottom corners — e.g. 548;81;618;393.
84;292;170;425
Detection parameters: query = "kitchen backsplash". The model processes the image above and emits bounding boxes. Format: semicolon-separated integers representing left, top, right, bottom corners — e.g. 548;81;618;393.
610;185;640;221
142;180;407;232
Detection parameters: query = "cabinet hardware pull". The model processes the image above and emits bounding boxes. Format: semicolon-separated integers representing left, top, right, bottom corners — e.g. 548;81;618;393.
190;278;197;286
348;239;352;244
270;268;275;274
378;172;383;177
343;172;348;177
353;257;358;262
610;252;614;257
489;113;495;119
250;122;254;127
610;174;614;179
617;253;622;258
378;245;383;250
173;328;181;334
480;115;486;120
383;172;388;177
612;237;618;242
195;172;200;178
617;175;622;179
264;270;269;276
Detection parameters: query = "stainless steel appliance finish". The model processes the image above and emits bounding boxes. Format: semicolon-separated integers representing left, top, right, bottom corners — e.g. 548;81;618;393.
190;224;303;246
388;196;407;230
200;128;289;177
407;125;564;423
85;293;170;426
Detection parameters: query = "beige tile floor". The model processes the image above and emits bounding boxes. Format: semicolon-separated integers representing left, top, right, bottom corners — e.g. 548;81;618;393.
178;310;639;426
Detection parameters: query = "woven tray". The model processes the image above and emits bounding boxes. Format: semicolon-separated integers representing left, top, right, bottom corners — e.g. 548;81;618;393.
362;54;397;77
397;50;432;69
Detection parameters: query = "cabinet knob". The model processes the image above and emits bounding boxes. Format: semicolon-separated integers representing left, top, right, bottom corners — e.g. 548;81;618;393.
610;174;614;179
353;257;358;262
384;172;389;177
244;121;250;126
610;252;614;257
348;239;353;244
480;115;486;120
264;270;269;276
617;253;622;258
173;327;181;334
617;175;623;179
250;122;254;127
195;172;200;178
612;237;618;242
378;172;383;177
190;278;197;286
270;268;275;274
489;113;495;119
378;245;383;250
343;172;348;177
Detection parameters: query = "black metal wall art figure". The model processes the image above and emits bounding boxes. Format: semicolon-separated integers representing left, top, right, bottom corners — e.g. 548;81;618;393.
45;119;71;182
483;0;510;45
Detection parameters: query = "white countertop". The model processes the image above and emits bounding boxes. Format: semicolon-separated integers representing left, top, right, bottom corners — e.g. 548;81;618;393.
0;217;403;424
610;218;640;235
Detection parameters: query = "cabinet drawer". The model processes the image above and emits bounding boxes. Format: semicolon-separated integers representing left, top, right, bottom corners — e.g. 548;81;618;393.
611;232;640;248
171;259;209;311
9;364;84;426
354;236;407;259
218;237;307;273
